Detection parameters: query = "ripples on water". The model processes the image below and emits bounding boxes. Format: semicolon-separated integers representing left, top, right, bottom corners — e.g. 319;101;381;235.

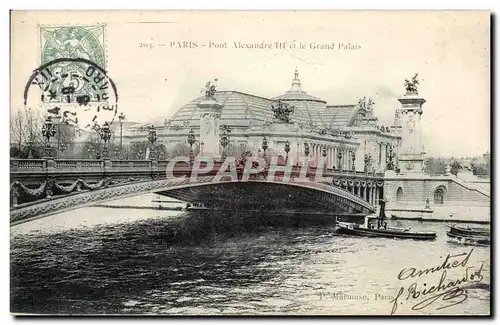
10;202;491;316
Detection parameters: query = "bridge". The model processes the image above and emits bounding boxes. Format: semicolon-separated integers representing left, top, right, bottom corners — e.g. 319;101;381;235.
10;158;385;225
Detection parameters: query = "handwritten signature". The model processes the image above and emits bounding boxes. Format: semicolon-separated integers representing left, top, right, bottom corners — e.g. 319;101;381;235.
390;249;486;315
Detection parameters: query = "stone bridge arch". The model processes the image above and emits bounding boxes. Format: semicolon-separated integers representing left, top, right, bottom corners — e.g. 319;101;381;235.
10;176;375;225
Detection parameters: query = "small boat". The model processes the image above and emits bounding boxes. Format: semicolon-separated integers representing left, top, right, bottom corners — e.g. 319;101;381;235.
446;231;490;246
335;200;437;241
447;224;490;237
446;224;490;246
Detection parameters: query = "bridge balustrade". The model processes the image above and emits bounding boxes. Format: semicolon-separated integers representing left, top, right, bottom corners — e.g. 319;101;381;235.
10;158;385;178
10;159;46;172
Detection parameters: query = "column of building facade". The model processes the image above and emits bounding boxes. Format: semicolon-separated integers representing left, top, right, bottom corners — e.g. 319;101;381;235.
348;148;354;170
344;148;348;169
379;143;385;171
330;146;335;168
333;146;337;168
328;146;332;168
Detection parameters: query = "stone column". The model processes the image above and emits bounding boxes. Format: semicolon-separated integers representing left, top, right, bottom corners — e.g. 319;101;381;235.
380;143;386;171
328;147;332;168
333;147;337;168
197;99;224;158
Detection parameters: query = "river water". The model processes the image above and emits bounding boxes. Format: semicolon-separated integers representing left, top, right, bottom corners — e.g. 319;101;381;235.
10;195;491;316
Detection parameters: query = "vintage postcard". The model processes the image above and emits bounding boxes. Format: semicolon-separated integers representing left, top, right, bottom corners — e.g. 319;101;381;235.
10;11;491;316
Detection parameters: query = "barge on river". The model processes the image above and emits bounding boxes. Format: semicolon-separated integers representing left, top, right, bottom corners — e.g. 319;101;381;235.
335;200;437;241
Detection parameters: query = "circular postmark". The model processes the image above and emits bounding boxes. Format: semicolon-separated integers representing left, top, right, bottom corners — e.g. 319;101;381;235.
24;57;118;132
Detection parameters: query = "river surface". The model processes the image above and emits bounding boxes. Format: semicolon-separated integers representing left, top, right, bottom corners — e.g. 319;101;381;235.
10;195;491;316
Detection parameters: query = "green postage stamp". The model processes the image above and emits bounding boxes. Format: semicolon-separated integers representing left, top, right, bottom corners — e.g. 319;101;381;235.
39;25;107;104
40;25;106;67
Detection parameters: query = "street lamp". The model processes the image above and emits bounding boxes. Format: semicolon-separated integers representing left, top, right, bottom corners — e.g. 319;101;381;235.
261;136;268;157
41;116;57;157
187;128;196;157
386;145;396;170
364;153;372;172
220;128;229;159
337;146;344;170
148;125;158;160
351;150;356;171
26;140;34;159
59;143;67;158
284;140;290;163
99;122;111;159
118;112;126;151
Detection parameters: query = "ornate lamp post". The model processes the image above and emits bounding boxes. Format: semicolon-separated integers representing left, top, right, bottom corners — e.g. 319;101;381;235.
351;150;356;171
284;140;290;163
41;116;57;157
220;128;229;159
59;143;67;158
261;136;268;157
27;140;34;159
364;153;372;172
304;142;310;157
221;125;232;155
147;125;158;160
118;112;126;151
187;128;196;156
386;145;395;170
99;122;111;159
337;146;343;170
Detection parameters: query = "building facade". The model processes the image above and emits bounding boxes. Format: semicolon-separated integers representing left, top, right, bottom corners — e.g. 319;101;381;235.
122;70;401;172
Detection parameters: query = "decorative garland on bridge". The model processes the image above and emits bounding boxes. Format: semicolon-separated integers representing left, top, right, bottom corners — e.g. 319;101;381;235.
10;181;46;197
10;176;147;200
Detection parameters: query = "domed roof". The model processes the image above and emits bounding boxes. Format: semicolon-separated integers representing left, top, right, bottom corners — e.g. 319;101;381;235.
163;70;361;132
273;69;327;103
165;91;276;129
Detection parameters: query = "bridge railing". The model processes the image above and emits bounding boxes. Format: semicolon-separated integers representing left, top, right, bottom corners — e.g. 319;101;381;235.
10;159;46;171
10;158;385;178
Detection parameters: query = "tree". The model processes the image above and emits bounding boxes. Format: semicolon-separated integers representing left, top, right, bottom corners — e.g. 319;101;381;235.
167;142;200;158
228;143;254;160
10;107;78;158
450;161;462;176
424;157;448;175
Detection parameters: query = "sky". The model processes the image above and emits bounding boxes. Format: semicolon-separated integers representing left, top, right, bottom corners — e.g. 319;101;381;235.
10;11;490;157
